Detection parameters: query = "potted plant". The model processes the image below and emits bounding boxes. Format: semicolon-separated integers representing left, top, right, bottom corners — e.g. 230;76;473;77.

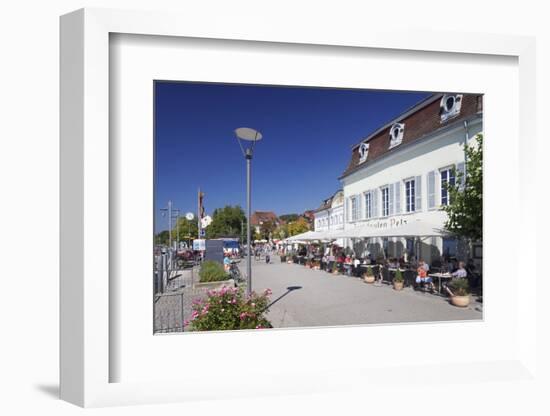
393;268;404;291
280;253;287;263
363;266;375;283
332;262;339;275
447;279;470;307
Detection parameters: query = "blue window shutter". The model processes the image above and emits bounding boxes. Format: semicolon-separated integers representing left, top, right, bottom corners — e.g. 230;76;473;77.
388;184;394;215
427;171;436;209
394;182;401;214
457;162;466;190
415;175;422;211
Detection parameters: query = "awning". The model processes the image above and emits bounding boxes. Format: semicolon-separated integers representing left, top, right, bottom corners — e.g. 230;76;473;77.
318;220;449;240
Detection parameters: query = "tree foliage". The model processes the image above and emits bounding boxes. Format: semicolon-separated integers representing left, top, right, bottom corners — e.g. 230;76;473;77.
259;220;276;240
442;134;483;242
155;230;170;245
279;213;299;223
205;205;246;239
173;216;199;242
286;217;310;236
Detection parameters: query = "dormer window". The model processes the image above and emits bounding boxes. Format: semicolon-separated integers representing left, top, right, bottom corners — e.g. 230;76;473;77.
440;93;463;122
358;142;369;163
389;123;404;149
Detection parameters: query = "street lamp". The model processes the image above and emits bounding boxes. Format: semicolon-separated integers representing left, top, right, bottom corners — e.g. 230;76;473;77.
234;127;263;296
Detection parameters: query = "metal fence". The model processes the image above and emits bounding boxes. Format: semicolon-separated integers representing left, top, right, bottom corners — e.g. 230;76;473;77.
153;249;203;333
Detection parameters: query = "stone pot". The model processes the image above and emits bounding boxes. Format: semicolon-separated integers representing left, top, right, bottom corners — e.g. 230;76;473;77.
450;295;470;307
364;274;375;284
393;281;404;291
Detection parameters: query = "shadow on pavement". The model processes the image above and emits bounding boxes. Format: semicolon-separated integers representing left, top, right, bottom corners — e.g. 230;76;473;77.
266;286;302;309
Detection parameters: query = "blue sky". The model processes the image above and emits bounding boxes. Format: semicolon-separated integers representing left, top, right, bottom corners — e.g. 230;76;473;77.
154;81;430;233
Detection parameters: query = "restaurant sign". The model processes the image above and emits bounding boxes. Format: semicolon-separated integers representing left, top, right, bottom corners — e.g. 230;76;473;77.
364;217;408;229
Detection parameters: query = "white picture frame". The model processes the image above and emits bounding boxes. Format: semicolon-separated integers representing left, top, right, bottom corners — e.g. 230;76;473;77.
60;8;538;408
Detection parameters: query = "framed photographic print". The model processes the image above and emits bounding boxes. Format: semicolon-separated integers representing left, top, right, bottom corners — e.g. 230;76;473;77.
60;7;538;408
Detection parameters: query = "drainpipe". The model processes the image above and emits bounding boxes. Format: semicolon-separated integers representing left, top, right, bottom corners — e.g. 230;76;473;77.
463;120;469;174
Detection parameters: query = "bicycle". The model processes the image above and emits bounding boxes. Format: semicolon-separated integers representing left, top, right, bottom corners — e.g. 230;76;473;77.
229;262;245;284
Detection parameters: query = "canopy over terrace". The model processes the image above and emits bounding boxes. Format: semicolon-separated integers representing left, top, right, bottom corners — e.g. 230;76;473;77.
328;220;449;240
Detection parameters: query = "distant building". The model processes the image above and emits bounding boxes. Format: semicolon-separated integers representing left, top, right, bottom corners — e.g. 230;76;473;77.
302;210;316;224
250;211;280;235
314;190;345;246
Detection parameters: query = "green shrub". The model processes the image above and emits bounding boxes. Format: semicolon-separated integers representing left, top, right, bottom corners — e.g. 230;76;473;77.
449;278;469;296
185;287;272;331
393;268;404;282
366;266;373;276
199;260;227;282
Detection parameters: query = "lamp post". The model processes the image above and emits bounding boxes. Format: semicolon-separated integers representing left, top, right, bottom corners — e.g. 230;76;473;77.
234;127;263;296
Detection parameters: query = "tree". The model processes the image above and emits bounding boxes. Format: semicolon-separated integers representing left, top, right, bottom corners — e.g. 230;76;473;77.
173;216;199;243
279;213;299;223
155;230;170;245
286;217;310;236
442;133;483;242
205;205;246;239
259;220;276;240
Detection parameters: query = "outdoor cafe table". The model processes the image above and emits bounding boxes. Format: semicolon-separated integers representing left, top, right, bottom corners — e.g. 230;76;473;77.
429;272;453;294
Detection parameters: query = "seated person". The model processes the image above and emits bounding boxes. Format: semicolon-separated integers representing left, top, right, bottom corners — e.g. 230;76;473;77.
223;253;232;273
388;258;399;268
451;261;468;279
416;260;436;291
343;255;353;275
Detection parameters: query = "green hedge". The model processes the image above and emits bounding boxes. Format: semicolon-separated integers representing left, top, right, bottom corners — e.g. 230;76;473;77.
199;260;228;282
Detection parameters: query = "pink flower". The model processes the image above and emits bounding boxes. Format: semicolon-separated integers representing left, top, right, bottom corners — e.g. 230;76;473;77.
255;325;264;329
264;288;272;296
183;320;190;326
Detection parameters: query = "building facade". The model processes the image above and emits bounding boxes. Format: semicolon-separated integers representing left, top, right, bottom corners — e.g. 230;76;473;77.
340;93;483;266
314;190;345;247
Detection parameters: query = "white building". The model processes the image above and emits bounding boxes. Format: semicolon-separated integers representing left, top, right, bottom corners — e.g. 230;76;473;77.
314;190;345;247
339;93;483;266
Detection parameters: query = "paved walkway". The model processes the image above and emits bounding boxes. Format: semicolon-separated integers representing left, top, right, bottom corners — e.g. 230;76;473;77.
249;256;482;328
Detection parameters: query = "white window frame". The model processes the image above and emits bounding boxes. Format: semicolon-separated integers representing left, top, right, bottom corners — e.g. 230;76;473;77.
364;191;372;219
440;165;456;206
381;186;390;217
351;195;359;221
404;177;416;212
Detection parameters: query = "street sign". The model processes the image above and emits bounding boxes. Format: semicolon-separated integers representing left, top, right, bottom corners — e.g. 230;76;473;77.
201;215;212;228
199;229;206;237
193;239;206;251
185;212;194;221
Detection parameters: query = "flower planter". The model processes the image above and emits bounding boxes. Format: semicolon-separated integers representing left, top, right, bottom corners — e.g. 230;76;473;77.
450;295;470;307
280;256;287;263
393;281;404;291
364;275;375;284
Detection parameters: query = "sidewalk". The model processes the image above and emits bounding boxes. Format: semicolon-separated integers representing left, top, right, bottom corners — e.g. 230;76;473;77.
249;257;482;328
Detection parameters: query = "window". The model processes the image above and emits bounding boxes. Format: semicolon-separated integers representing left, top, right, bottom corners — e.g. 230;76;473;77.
405;179;416;212
351;196;359;221
358;142;369;163
442;238;458;258
364;192;372;219
389;123;405;148
381;187;390;217
440;167;455;206
440;94;463;122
